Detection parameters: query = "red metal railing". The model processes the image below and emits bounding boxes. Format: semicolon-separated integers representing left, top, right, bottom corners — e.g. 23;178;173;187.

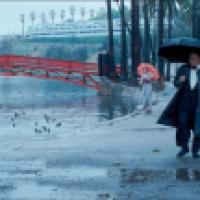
0;55;101;90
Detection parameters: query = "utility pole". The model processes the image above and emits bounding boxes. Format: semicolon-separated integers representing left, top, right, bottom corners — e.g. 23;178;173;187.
120;0;128;80
106;0;115;77
193;0;200;39
131;0;141;85
158;0;164;78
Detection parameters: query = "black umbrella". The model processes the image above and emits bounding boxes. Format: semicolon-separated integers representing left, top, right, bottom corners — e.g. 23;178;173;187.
158;37;200;63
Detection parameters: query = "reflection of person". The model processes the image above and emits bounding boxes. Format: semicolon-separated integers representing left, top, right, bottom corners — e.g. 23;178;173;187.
139;69;153;114
158;52;200;158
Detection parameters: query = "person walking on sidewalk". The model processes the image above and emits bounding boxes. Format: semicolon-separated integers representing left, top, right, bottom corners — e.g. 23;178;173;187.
139;69;153;114
158;52;200;158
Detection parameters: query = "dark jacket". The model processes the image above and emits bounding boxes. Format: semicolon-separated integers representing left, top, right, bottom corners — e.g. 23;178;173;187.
194;70;200;136
157;64;192;128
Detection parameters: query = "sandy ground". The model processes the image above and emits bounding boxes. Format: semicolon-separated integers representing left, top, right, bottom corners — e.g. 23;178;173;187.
0;91;200;200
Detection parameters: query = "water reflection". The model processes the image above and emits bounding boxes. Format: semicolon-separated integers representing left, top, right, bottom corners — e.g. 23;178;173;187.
119;168;200;186
176;168;200;182
119;168;168;185
98;92;136;121
0;77;94;109
0;77;137;121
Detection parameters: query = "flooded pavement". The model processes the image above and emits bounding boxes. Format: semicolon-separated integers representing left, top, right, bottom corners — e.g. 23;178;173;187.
0;77;137;122
0;77;199;199
0;157;200;199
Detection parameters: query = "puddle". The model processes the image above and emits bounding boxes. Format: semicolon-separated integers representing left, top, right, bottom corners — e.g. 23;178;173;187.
176;168;200;182
9;182;55;198
120;169;169;184
34;165;108;190
120;168;200;186
42;165;107;181
64;166;107;179
1;165;200;198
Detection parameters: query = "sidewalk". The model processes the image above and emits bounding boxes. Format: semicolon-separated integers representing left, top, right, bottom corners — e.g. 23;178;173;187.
0;92;199;199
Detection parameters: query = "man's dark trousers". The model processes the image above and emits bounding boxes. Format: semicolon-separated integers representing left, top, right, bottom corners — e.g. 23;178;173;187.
177;85;198;150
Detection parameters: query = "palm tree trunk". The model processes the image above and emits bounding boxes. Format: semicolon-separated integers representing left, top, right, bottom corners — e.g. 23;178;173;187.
166;0;173;81
158;0;164;78
131;0;141;85
149;3;157;66
143;0;150;63
106;0;115;77
193;0;200;39
120;0;128;80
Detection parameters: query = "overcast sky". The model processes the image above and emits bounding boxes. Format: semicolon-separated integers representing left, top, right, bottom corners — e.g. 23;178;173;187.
0;1;130;35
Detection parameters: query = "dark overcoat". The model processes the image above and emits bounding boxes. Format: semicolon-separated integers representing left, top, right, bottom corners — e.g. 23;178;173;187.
157;64;200;145
194;70;200;136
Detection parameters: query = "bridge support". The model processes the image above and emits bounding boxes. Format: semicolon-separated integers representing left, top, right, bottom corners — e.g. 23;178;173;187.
98;53;110;77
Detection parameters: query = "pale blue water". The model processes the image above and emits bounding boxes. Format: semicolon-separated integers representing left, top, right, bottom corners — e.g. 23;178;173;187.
0;77;96;109
0;77;136;120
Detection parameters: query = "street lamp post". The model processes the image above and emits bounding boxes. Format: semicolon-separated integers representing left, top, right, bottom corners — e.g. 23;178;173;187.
20;14;25;38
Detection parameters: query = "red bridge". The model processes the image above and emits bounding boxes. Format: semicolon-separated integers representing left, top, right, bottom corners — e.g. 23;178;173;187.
0;55;102;90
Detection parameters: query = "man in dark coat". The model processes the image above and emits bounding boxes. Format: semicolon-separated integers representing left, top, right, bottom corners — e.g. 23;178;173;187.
158;52;200;158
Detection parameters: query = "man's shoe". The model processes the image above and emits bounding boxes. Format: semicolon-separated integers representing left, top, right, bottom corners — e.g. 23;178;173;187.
177;147;189;158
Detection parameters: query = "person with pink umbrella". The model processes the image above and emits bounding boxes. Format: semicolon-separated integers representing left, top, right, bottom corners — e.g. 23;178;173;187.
137;63;160;114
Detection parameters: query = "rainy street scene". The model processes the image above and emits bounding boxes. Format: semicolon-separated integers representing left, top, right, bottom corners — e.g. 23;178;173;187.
0;0;200;199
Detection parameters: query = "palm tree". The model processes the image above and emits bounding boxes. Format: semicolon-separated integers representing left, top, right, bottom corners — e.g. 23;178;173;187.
193;0;200;39
20;14;25;37
166;0;173;81
30;11;36;27
120;0;128;80
40;13;46;24
80;7;86;21
176;0;192;26
143;0;150;63
106;0;115;76
61;9;66;22
49;9;56;24
89;8;95;19
69;6;76;22
131;0;141;84
167;0;173;39
149;2;157;65
158;0;164;77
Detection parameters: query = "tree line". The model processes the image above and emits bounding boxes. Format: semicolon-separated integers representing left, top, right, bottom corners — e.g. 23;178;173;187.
106;0;199;83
